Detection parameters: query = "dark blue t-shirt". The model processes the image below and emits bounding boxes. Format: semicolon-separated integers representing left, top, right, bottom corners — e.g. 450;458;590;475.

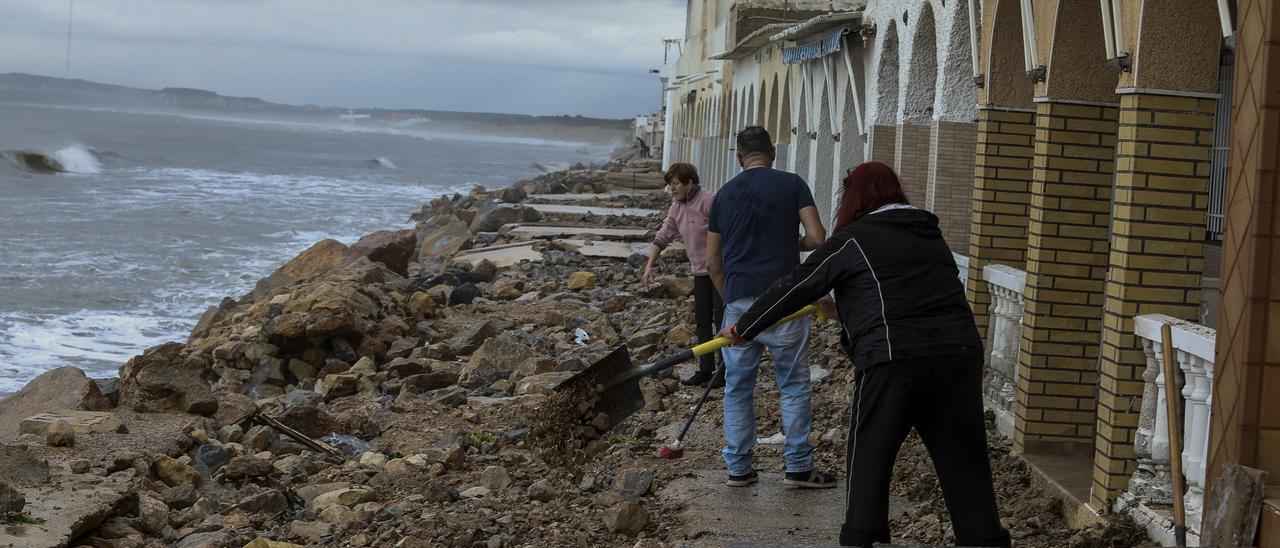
708;167;816;303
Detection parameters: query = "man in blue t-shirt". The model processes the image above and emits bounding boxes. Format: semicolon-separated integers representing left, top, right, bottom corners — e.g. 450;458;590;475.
706;126;835;489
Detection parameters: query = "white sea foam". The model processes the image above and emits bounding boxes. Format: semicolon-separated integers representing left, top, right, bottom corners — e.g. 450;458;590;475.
0;310;179;393
51;145;102;174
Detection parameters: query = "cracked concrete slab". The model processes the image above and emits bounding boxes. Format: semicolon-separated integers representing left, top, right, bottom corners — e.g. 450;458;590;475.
452;242;544;268
0;471;134;548
509;225;649;240
526;203;660;217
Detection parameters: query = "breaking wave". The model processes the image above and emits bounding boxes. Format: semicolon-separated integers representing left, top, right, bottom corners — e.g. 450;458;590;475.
2;145;103;174
533;161;571;173
366;157;397;169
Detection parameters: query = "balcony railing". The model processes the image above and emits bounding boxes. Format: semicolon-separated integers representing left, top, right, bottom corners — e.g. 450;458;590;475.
982;264;1027;436
1120;314;1217;544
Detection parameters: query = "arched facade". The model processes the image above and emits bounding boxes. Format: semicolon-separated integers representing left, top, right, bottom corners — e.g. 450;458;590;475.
665;0;1253;536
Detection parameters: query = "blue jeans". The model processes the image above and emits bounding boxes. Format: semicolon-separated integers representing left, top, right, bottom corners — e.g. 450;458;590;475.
720;296;814;475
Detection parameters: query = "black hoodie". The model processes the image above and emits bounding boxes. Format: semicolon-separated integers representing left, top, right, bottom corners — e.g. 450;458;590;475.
735;206;983;370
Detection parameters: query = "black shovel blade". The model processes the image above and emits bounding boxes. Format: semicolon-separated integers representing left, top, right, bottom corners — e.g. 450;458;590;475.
555;345;643;431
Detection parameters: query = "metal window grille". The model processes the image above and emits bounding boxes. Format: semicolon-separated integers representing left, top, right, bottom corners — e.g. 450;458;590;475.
1207;48;1234;241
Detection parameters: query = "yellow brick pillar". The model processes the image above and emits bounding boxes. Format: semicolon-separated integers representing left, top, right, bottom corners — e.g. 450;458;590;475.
895;123;932;204
966;107;1035;341
1090;92;1214;509
868;124;897;166
1015;101;1118;453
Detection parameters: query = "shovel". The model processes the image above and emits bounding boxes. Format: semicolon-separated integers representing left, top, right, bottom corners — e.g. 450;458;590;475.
557;303;821;431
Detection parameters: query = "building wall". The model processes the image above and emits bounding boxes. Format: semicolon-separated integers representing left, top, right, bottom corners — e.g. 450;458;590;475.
1205;0;1280;508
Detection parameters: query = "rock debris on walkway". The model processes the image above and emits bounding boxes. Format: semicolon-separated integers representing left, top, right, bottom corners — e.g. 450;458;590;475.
0;158;1147;547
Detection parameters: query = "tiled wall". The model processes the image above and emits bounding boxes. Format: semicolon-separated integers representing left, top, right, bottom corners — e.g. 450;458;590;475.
895;123;932;206
966;108;1035;340
1092;92;1215;508
868;124;898;167
1204;0;1280;527
1015;101;1118;452
929;121;979;252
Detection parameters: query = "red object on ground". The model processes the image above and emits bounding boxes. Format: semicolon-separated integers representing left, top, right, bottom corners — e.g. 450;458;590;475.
655;444;684;459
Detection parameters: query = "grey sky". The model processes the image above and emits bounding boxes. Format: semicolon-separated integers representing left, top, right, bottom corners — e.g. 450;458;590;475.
0;0;686;118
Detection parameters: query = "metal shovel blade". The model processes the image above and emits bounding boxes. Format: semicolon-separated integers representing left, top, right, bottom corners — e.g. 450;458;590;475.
555;345;644;430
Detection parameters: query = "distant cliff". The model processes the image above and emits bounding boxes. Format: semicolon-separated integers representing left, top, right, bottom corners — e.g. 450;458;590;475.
0;73;630;143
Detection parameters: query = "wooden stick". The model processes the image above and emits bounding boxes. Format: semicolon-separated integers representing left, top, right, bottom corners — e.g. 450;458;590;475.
1162;322;1188;547
256;412;345;463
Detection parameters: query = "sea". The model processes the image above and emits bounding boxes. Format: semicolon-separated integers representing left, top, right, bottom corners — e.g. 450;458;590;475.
0;104;610;394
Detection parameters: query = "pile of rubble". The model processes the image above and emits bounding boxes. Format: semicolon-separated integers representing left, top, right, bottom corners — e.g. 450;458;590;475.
0;157;1148;548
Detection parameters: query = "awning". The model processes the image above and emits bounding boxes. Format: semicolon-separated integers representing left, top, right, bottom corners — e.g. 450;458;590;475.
710;23;798;60
782;28;849;64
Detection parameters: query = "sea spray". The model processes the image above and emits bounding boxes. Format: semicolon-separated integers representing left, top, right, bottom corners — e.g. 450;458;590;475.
51;145;101;174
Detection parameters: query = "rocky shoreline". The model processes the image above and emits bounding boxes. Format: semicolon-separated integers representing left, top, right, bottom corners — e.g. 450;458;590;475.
0;157;1146;548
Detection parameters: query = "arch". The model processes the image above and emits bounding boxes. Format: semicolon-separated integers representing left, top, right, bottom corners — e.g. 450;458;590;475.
839;79;865;177
985;0;1034;109
903;3;939;123
732;88;742;135
1131;0;1220;94
792;75;811;174
1043;0;1117;102
745;85;756;126
939;0;979;120
874;20;901;124
757;80;768;129
814;85;836;227
767;75;780;137
778;72;793;146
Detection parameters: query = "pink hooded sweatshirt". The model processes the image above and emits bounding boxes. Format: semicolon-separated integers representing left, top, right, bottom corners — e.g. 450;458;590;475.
652;185;714;276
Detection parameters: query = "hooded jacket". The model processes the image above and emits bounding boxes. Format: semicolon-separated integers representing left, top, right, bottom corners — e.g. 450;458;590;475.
652;185;714;276
735;205;982;370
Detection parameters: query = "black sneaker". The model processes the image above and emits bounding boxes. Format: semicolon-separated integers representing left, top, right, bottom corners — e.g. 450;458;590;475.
681;369;712;386
783;469;837;489
726;470;758;487
708;371;725;389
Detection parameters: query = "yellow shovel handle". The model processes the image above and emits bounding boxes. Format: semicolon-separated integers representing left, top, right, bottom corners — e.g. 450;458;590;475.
690;303;820;358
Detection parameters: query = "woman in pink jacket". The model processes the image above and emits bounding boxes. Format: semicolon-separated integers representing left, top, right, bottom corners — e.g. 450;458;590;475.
642;162;724;388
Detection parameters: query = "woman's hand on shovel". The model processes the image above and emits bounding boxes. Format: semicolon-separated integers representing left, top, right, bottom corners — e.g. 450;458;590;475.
717;323;746;345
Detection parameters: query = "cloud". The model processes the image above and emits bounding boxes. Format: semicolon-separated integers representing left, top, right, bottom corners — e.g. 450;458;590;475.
0;0;685;117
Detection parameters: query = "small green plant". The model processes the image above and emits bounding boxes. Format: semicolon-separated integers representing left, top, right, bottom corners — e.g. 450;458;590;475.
1;512;46;525
386;451;405;459
607;433;640;447
469;430;497;447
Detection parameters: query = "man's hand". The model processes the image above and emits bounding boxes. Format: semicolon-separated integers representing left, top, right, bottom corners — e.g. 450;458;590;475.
717;323;744;345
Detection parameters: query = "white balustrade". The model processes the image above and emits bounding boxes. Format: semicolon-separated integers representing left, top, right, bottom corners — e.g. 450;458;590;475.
981;264;1027;435
953;253;970;291
1127;314;1217;535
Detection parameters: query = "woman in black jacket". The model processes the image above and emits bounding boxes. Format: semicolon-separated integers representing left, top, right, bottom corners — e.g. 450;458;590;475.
720;162;1010;547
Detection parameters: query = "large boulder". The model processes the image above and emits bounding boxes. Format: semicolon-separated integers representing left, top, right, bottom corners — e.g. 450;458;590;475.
415;220;472;260
460;336;540;388
499;185;527;204
468;203;543;233
0;366;110;441
118;342;218;415
276;280;380;341
345;229;416;277
252;239;351;298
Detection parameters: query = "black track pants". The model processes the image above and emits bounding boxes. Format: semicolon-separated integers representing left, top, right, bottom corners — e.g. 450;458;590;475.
840;356;1011;547
692;274;724;374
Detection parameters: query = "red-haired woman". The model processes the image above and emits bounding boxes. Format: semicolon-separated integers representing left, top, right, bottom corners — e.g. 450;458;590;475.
718;162;1010;547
